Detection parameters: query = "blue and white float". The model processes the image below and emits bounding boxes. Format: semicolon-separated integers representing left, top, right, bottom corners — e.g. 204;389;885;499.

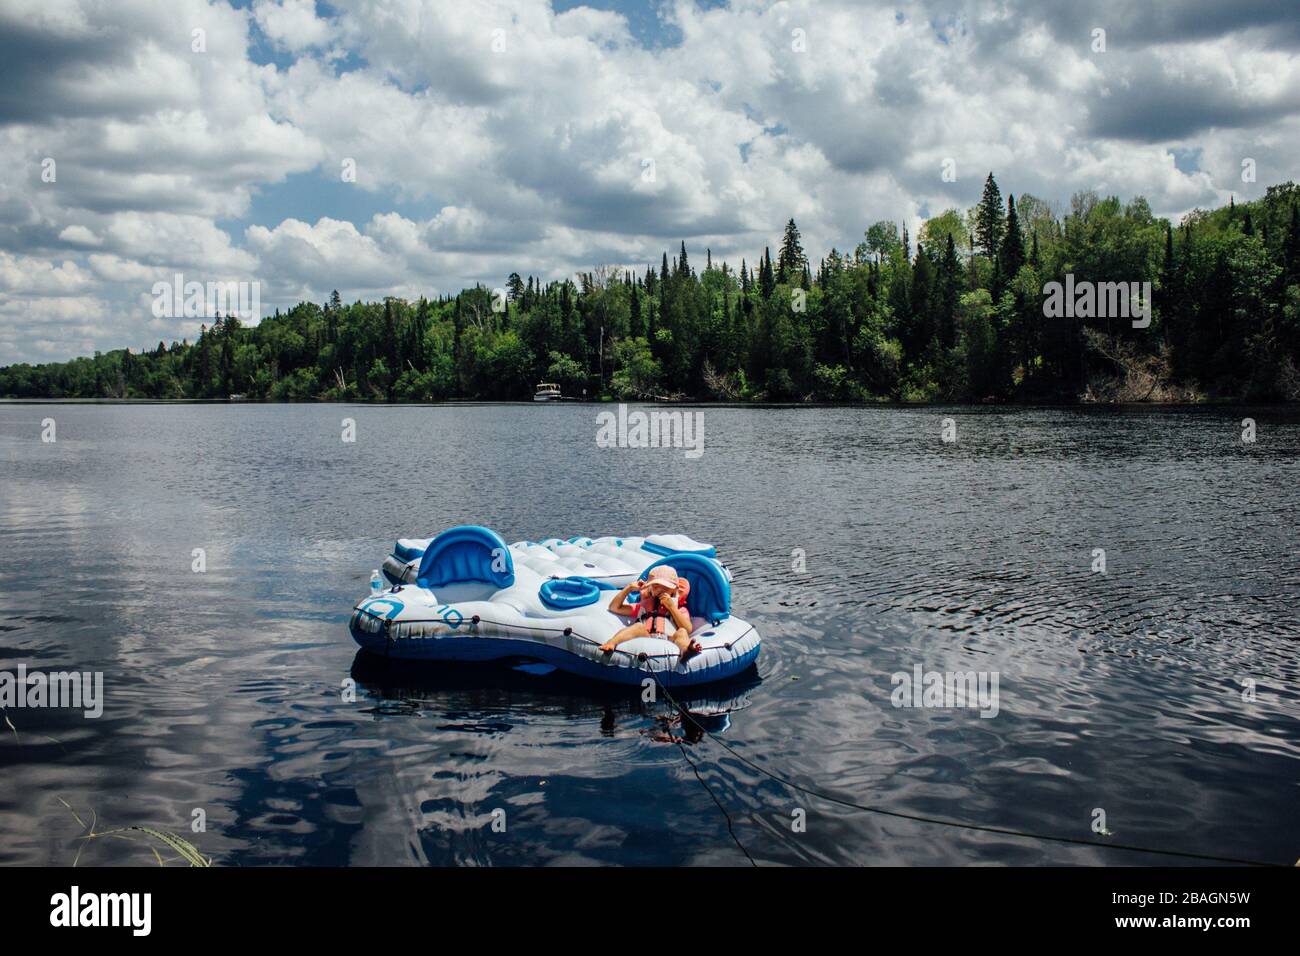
350;526;761;687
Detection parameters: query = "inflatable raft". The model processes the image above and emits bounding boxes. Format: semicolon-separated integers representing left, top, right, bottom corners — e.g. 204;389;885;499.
349;526;761;687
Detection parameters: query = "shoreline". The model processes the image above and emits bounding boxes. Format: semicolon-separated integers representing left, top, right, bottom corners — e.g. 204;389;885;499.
2;396;1294;408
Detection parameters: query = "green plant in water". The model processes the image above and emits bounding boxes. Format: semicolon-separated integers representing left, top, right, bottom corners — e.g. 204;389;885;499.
57;798;213;867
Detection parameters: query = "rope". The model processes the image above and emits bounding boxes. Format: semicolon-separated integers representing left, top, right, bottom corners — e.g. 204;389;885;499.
355;599;752;664
671;728;757;867
358;596;1282;866
643;672;1283;867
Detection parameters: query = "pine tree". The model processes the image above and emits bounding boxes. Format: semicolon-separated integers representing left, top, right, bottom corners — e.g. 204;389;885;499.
630;285;643;339
975;172;1005;260
938;233;962;348
197;324;211;397
1284;203;1300;286
907;245;935;355
776;218;806;282
1001;194;1026;277
760;247;776;299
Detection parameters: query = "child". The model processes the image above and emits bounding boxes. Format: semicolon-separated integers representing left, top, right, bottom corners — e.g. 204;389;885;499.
600;565;702;663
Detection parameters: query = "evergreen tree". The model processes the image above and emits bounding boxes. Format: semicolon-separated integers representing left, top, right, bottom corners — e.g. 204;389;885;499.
777;218;806;282
906;246;935;355
1001;194;1026;277
937;233;962;348
975;172;1005;260
1284;203;1300;286
759;247;776;299
630;284;643;338
197;324;211;396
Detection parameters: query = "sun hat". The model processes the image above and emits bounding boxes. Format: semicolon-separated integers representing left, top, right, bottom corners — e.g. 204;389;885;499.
644;565;680;593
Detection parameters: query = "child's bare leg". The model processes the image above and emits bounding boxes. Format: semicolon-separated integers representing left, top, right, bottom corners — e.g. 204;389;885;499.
671;626;701;663
600;621;649;654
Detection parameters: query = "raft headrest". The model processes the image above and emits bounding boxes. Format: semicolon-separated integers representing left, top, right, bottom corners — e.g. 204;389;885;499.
641;552;730;624
643;534;717;559
416;525;515;590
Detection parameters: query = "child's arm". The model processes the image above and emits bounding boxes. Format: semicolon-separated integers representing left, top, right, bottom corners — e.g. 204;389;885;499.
608;580;644;616
660;591;692;632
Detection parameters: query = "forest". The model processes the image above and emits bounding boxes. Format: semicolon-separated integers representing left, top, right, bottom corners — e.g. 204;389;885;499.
3;174;1299;403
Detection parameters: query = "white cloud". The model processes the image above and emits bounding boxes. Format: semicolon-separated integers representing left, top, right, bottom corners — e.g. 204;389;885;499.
58;224;101;246
0;252;93;295
2;0;1299;363
253;0;336;51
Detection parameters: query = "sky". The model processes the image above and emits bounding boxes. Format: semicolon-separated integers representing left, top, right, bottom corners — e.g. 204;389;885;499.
2;0;1299;364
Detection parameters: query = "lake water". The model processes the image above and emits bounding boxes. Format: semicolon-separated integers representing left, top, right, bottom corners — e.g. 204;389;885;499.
1;402;1297;866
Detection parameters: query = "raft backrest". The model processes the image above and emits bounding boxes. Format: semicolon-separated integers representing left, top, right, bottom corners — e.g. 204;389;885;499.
416;525;516;589
640;552;730;624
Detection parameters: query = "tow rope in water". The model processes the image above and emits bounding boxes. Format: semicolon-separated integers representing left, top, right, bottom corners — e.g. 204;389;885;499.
641;670;1284;867
362;598;1284;866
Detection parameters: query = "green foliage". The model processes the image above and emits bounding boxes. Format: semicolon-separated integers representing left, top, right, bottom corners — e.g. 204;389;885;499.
609;337;662;398
5;185;1300;403
546;351;588;394
776;219;807;283
975;172;1005;260
861;221;902;263
919;208;969;256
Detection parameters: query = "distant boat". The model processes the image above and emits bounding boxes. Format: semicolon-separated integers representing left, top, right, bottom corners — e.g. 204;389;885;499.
533;382;561;402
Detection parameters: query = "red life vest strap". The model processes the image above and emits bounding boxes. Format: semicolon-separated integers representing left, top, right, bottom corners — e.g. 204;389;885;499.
638;591;688;630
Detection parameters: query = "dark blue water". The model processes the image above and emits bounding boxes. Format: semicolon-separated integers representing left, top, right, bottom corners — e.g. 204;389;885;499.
1;403;1298;866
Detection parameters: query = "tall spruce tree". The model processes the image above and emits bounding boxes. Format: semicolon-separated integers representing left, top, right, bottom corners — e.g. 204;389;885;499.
938;233;962;348
777;218;805;282
975;172;1005;260
760;247;776;299
1001;194;1026;277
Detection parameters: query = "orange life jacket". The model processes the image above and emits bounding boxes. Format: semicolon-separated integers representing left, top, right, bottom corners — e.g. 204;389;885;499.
636;584;689;634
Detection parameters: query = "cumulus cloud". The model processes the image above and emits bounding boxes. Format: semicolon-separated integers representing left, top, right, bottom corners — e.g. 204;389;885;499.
252;0;336;51
1;0;1299;364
